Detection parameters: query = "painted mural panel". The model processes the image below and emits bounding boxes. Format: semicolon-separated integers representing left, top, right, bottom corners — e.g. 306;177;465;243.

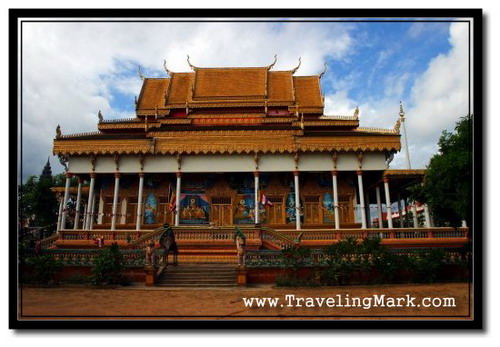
286;192;303;224
322;192;335;224
143;193;158;224
180;193;210;224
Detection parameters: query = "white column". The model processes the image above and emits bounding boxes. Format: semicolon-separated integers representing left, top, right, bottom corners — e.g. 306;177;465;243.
136;173;144;231
397;193;404;228
357;171;367;229
120;198;127;225
73;178;82;229
56;197;63;232
294;170;301;230
375;185;383;229
82;203;88;231
111;173;120;231
85;173;96;230
411;201;418;227
175;172;181;226
424;204;432;228
332;171;340;230
89;190;97;230
365;191;371;228
254;171;260;224
60;173;71;230
383;177;394;229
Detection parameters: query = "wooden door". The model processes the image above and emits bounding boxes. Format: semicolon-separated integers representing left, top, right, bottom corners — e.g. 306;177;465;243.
212;197;232;226
103;197;113;224
127;197;138;225
265;196;284;224
304;196;321;224
338;195;353;223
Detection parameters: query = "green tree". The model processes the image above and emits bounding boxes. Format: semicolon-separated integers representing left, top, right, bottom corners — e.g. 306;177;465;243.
410;115;472;227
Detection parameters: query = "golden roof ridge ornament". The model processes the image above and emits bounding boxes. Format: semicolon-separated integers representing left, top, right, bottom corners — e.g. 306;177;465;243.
319;62;327;79
291;57;301;74
187;55;197;71
138;66;145;80
394;118;401;133
267;54;278;70
163;59;173;76
399;100;405;117
55;124;61;139
353;106;359;119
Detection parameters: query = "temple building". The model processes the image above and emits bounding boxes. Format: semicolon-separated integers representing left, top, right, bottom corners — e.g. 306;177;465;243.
52;57;432;233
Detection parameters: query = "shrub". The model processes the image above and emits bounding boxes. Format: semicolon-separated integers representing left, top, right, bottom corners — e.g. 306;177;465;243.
28;254;63;284
91;243;124;285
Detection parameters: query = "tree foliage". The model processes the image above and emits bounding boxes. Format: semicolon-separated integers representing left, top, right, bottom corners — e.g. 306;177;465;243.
19;174;58;229
410;115;472;227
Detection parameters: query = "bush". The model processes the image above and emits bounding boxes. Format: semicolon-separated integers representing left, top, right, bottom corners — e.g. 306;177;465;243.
28;254;63;284
91;243;124;285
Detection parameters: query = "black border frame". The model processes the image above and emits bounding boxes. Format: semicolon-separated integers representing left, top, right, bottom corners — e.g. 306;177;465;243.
9;8;484;330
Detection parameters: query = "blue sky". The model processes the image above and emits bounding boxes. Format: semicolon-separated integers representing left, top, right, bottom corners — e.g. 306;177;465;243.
21;20;470;181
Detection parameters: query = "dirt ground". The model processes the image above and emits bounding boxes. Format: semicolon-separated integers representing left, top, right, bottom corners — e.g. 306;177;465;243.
19;282;472;320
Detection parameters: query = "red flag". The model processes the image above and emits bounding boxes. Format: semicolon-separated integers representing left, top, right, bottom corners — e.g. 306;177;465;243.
169;195;176;212
260;192;273;207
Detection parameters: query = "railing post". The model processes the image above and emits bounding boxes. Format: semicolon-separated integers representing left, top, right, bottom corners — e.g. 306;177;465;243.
427;230;434;238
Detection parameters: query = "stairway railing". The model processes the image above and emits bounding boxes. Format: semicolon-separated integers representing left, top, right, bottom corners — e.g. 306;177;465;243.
260;227;296;249
129;226;166;249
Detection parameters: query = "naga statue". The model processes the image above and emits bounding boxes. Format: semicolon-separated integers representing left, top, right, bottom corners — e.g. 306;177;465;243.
234;227;246;267
158;224;178;266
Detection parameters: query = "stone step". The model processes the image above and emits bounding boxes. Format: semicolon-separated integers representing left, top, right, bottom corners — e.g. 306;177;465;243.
156;264;238;287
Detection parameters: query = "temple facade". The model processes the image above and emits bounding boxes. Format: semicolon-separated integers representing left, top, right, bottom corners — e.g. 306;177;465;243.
52;58;430;233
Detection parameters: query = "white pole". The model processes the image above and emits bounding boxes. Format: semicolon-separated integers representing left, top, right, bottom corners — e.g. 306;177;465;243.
136;173;144;231
375;185;383;229
332;171;340;230
357;171;367;229
254;171;259;224
86;174;96;230
56;197;63;232
175;172;181;226
424;204;432;228
111;173;120;231
60;173;71;230
73;178;82;229
397;192;404;228
383;177;394;229
294;171;301;230
89;190;97;230
82;203;88;231
412;202;418;228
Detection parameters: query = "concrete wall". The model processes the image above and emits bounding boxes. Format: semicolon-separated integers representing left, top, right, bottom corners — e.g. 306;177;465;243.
68;152;387;174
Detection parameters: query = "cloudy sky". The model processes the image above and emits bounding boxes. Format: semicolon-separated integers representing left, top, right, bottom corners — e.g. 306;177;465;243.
21;19;471;181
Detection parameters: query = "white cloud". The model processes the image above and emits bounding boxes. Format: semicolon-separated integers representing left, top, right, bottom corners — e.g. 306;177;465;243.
21;21;353;180
325;22;470;170
406;22;470;168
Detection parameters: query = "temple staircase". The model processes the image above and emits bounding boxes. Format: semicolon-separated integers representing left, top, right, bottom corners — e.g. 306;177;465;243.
155;264;238;287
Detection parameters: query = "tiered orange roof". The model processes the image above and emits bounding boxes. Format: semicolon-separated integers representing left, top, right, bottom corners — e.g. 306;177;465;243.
53;61;402;157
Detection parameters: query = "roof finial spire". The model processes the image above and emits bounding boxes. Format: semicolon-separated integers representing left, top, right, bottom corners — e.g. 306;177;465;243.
163;59;172;76
353;106;359;119
138;66;145;80
55;124;61;139
187;55;196;71
291;57;301;74
98;110;103;123
319;62;327;79
399;101;405;117
267;54;278;70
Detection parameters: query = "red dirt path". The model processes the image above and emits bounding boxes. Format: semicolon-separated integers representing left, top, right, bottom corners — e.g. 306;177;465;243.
19;282;472;320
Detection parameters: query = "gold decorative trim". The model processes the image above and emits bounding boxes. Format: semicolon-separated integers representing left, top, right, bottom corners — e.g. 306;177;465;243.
356;127;399;134
147;129;304;137
187;113;266;119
